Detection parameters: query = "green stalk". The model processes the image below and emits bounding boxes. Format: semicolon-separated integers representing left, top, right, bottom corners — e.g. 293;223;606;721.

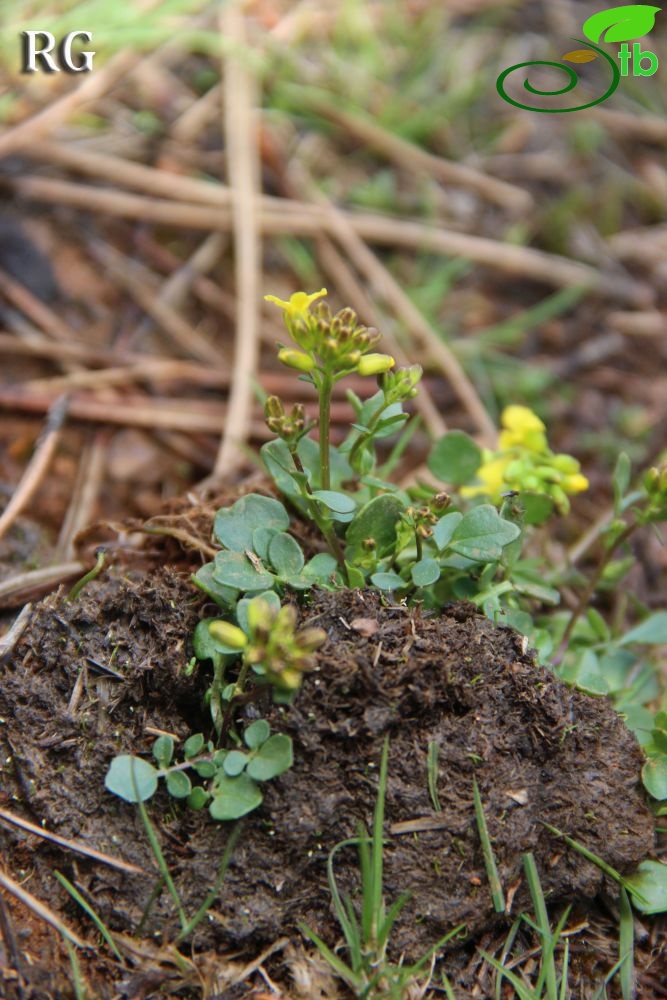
290;445;349;583
318;370;334;491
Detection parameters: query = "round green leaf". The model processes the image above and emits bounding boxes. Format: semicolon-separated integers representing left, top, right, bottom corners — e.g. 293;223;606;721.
311;490;356;514
625;859;667;915
214;494;289;551
184;733;205;758
346;495;404;554
427;431;482;486
244;719;270;750
246;734;293;781
223;751;248;777
209;773;263;820
105;756;158;803
642;755;667;800
252;526;277;561
191;565;238;608
187;786;210;810
517;492;554;526
152;735;174;768
166;770;192;799
620;612;667;647
411;558;441;588
303;552;338;583
450;505;521;562
268;532;305;578
213;550;275;592
433;511;463;551
194;760;216;778
371;571;406;591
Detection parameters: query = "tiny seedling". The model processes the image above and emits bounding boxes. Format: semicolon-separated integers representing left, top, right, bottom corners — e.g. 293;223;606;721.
301;738;464;998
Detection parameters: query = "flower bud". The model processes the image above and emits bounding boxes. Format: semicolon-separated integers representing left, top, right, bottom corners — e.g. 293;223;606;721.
265;396;284;420
278;348;315;372
208;620;248;650
357;353;395;376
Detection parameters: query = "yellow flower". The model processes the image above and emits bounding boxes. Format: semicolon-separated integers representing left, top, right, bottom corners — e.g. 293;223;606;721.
264;288;327;322
499;405;547;452
563;473;589;494
461;454;510;500
357;353;395;376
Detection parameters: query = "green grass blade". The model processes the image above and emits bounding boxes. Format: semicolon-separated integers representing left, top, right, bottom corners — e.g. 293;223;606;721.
541;823;649;907
175;821;242;943
618;886;635;1000
54;871;123;962
299;922;363;992
523;852;558;1000
427;740;442;812
327;836;364;968
558;938;570;1000
64;939;87;1000
480;950;536;1000
134;793;187;931
371;737;390;936
473;778;505;913
495;918;521;1000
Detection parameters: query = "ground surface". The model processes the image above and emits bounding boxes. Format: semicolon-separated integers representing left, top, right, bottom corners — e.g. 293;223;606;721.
0;501;662;998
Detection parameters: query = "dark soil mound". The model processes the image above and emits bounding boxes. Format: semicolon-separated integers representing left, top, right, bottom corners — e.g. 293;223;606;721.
0;570;655;973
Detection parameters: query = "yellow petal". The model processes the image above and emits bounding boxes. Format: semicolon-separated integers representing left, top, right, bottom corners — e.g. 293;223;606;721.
501;405;545;435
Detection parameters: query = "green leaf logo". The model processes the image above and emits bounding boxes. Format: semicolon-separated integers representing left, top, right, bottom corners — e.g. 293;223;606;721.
582;4;661;44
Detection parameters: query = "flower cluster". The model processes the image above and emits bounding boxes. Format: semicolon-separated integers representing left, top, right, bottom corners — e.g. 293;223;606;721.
264;396;310;446
462;405;588;513
209;598;326;692
644;462;667;518
265;289;394;377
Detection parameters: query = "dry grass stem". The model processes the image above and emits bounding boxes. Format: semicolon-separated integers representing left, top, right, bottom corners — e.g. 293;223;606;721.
0;808;144;876
0;395;69;542
0;865;87;949
213;2;262;478
0;563;85;609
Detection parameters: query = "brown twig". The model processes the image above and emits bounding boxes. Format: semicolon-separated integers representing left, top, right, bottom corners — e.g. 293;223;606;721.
55;430;108;560
0;604;33;663
6;174;650;302
213;1;262;479
0;563;85;609
0;808;143;875
0;865;87;948
0;394;69;542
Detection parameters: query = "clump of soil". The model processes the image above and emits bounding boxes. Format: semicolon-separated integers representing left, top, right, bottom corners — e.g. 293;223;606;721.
0;563;655;981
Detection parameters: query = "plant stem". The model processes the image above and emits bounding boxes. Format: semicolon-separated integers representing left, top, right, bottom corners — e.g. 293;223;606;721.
555;520;637;663
291;446;349;583
319;371;333;491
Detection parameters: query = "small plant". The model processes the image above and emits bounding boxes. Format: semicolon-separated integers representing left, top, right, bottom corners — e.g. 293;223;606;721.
301;738;464;999
103;289;666;988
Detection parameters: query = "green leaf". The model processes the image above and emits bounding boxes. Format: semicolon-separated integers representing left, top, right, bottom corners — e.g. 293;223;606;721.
183;733;205;758
517;492;554;526
346;495;405;554
625;860;667;914
209;772;263;820
194;760;216;778
213;550;275;592
449;505;521;562
152;735;174;768
620;612;667;646
235;590;281;634
346;563;366;588
560;648;609;696
411;558;441;588
433;511;463;551
193;617;244;659
191;564;238;608
268;532;305;578
642;755;667;800
223;750;248;777
311;490;357;518
427;431;482;485
371;571;406;591
187;786;209;810
246;734;293;780
613;453;632;514
166;770;192;798
244;719;270;749
105;756;158;803
213;493;289;551
261;439;308;509
303;552;338;583
582;5;660;44
252;527;278;561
